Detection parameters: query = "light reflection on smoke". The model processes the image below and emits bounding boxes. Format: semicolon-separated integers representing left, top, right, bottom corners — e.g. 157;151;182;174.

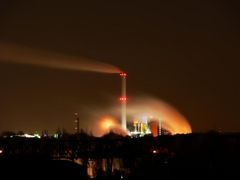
91;116;128;137
89;96;192;136
126;97;192;134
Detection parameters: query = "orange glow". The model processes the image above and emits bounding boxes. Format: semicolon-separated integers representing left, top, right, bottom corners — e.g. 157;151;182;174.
150;121;159;137
98;116;118;134
101;117;116;130
91;115;128;137
102;118;114;130
123;97;192;134
88;97;191;137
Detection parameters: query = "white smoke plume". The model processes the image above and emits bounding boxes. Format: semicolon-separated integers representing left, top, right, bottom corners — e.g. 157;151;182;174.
85;96;192;136
0;42;121;73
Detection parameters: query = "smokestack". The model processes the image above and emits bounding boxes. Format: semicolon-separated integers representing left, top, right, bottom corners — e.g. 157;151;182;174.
74;112;80;134
120;72;127;131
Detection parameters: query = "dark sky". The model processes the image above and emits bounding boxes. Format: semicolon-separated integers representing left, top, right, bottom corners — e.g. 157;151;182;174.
0;0;240;133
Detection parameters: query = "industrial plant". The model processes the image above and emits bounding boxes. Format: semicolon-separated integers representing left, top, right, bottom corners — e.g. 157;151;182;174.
118;72;168;137
127;117;163;137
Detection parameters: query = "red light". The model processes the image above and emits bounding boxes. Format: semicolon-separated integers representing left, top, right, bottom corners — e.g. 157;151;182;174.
119;96;127;102
120;72;127;77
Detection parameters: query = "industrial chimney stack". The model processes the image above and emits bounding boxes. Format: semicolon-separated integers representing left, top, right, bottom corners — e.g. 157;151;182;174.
120;72;127;131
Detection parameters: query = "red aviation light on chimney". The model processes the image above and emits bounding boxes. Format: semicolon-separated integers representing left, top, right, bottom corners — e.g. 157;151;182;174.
119;96;127;102
120;72;127;77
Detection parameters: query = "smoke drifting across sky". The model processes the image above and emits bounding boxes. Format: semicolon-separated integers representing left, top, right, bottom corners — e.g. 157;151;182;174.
0;43;121;74
0;43;191;135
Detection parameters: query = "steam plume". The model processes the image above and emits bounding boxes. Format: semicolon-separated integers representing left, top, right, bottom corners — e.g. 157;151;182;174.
85;96;192;136
0;43;121;73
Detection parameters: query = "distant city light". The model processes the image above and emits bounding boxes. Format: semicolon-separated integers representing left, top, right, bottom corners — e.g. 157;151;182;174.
152;150;157;154
53;133;59;139
15;133;41;139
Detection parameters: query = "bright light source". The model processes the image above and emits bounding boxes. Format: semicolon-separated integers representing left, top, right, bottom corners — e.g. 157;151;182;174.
54;134;58;138
33;133;41;138
119;96;127;101
100;116;118;131
152;150;157;154
105;122;112;128
0;149;3;154
120;72;127;77
102;119;114;129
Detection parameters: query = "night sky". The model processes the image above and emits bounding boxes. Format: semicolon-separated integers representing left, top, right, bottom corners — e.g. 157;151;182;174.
0;0;240;133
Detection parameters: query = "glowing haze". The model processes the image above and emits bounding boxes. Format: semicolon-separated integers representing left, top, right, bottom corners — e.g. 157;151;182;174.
0;43;121;74
88;96;192;136
92;116;128;137
126;97;192;134
0;43;191;135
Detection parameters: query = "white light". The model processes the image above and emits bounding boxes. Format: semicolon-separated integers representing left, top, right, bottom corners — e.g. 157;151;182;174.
152;150;157;154
34;134;41;138
15;133;41;138
0;149;3;154
54;134;58;138
24;134;35;138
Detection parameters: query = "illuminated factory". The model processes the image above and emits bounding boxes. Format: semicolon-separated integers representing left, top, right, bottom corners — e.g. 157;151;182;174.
119;72;165;137
127;117;163;137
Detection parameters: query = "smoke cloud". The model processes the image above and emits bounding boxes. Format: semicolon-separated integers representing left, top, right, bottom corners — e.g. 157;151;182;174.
85;96;192;136
0;43;121;73
125;97;192;134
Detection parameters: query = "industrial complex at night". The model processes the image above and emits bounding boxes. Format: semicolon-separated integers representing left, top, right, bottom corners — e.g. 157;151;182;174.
119;72;170;138
1;0;240;179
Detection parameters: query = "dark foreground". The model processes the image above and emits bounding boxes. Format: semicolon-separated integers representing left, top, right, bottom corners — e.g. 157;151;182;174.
0;132;240;179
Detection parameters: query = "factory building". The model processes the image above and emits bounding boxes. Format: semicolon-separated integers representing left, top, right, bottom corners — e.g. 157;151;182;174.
128;117;162;137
